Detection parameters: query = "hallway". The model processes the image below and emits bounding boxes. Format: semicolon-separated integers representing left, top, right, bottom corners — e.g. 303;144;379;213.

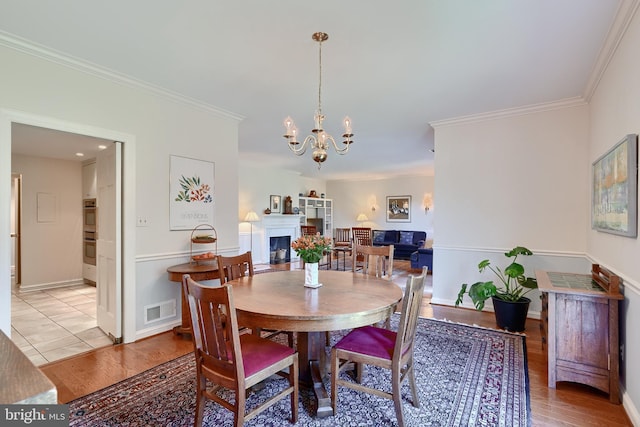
11;282;112;366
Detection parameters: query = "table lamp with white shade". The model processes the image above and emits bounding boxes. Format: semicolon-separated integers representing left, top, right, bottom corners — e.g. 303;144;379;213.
356;213;368;226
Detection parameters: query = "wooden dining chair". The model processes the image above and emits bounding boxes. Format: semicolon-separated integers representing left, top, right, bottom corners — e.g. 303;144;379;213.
182;275;299;427
351;227;372;269
217;252;294;347
333;228;351;248
352;242;395;328
330;266;428;427
301;225;317;236
352;242;394;280
351;227;372;245
218;251;254;281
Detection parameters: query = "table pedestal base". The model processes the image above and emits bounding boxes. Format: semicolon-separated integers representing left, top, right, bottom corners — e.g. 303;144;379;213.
173;325;192;336
167;262;221;339
297;331;333;417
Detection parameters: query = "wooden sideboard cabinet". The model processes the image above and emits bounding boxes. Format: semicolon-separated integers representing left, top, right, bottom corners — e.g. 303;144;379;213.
536;264;623;404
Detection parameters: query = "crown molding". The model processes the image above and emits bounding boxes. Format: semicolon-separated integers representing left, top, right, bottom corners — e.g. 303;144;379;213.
431;0;640;129
583;0;640;102
0;30;244;122
429;97;587;128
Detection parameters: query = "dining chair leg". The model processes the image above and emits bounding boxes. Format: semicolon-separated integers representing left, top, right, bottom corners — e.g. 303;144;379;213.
330;348;338;414
408;360;420;407
235;384;246;427
287;332;295;348
194;374;206;427
392;367;405;427
355;361;364;384
290;356;299;422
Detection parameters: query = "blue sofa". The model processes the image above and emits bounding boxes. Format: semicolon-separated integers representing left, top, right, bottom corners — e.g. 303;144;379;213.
372;230;427;260
410;248;433;272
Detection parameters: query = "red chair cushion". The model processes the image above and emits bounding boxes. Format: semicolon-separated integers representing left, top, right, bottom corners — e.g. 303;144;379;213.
334;326;396;360
240;333;295;377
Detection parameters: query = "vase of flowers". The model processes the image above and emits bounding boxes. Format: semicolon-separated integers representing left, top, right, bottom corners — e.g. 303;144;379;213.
291;232;332;288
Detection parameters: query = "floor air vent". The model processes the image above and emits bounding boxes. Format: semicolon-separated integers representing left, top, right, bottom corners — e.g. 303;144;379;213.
144;299;176;324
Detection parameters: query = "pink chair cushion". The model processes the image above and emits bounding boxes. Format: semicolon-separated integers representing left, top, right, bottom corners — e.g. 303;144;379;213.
240;333;295;378
334;326;397;360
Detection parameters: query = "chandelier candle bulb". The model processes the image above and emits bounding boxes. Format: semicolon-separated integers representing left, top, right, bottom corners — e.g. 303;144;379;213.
343;116;352;134
283;116;294;137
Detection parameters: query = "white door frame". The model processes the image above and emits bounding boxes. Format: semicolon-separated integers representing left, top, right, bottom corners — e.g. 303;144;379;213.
0;108;137;343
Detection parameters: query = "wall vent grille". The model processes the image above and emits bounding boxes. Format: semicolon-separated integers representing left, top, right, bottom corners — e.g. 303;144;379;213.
144;299;176;324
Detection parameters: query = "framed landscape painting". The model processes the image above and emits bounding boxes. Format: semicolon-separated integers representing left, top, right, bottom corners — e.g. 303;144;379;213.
592;134;638;237
386;195;411;222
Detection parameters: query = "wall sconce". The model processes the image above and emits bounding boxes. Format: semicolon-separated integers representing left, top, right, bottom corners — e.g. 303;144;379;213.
423;193;433;214
367;195;378;213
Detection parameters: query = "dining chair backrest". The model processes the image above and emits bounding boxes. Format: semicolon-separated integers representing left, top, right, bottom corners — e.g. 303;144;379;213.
353;242;394;279
333;228;351;247
183;276;242;387
394;266;427;362
351;227;372;246
352;227;372;268
217;251;254;282
301;225;317;236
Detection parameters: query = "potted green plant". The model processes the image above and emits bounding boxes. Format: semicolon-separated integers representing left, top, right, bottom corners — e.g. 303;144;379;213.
455;246;537;332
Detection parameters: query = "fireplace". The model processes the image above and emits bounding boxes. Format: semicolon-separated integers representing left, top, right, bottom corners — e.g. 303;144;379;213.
269;235;291;264
262;215;301;264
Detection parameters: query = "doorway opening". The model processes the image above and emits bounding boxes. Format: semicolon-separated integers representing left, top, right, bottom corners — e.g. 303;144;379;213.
8;120;124;364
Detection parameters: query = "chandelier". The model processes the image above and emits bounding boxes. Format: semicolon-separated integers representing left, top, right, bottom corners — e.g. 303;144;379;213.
283;32;353;168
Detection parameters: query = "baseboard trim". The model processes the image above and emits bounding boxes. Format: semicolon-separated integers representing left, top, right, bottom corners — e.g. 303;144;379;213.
18;278;85;292
135;320;182;341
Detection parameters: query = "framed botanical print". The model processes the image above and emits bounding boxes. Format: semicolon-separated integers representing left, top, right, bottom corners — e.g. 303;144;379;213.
386;195;411;222
169;155;215;230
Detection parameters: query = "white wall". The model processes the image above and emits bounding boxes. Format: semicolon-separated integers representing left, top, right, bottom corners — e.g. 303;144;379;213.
238;160;326;262
326;175;434;235
0;41;241;339
431;102;590;316
588;6;640;422
11;154;83;288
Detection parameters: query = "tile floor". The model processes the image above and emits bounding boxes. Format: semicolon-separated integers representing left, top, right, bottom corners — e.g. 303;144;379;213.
11;282;112;366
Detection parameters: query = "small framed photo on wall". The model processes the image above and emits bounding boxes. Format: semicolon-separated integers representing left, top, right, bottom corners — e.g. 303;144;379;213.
270;195;281;213
386;195;411;222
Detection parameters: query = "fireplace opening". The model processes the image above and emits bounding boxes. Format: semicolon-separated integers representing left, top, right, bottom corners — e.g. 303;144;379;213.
269;235;291;264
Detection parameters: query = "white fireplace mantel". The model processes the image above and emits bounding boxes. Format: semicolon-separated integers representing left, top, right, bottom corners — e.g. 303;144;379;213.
261;215;300;264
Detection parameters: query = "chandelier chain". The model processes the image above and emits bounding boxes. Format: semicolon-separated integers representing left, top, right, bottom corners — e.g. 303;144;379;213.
317;38;322;116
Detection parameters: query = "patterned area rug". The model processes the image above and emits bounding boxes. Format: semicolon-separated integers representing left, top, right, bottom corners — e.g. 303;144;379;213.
68;317;530;426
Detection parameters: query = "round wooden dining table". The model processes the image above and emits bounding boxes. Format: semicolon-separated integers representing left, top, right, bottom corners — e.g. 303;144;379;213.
230;270;403;417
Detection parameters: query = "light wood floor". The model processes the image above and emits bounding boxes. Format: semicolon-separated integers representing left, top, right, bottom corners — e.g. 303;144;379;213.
39;261;632;426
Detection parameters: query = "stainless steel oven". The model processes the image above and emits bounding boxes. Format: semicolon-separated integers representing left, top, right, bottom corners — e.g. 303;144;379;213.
83;198;97;232
83;231;96;265
83;198;97;265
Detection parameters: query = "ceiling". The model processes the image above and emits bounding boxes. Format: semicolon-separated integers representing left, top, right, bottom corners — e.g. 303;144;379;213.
2;1;629;180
